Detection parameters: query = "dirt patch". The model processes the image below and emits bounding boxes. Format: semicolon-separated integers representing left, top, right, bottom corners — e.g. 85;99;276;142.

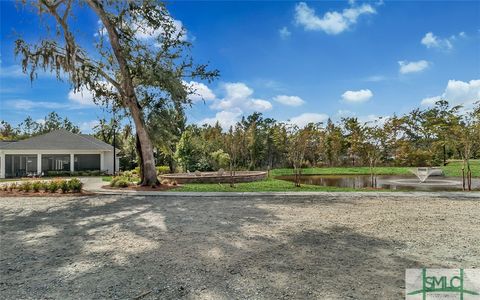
0;194;478;299
101;184;179;191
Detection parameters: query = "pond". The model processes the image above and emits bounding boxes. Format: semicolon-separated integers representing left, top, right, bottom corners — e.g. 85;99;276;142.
275;174;480;191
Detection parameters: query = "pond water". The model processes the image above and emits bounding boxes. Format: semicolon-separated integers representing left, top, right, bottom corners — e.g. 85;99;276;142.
275;174;480;191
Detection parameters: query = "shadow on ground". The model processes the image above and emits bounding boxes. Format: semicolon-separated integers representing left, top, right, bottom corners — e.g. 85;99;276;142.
1;194;474;299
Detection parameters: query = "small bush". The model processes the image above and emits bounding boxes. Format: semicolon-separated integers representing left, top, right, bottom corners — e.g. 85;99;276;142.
20;181;32;192
60;180;70;193
109;176;131;188
115;179;129;188
8;182;17;192
39;181;49;192
32;181;42;192
156;166;170;175
69;178;83;192
1;184;7;191
48;181;59;193
110;177;119;187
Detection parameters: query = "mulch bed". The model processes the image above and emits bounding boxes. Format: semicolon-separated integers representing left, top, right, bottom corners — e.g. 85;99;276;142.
0;190;94;197
101;184;179;192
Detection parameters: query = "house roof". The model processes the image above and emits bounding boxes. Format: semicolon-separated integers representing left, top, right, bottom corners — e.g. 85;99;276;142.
0;129;115;151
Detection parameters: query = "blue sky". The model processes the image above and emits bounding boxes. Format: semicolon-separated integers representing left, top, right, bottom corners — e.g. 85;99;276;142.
1;0;479;132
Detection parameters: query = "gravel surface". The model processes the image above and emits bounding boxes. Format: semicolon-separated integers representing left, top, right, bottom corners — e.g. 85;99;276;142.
1;194;479;299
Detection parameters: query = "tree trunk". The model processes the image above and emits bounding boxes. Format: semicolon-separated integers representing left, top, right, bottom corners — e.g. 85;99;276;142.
467;162;472;191
87;0;158;186
130;109;158;186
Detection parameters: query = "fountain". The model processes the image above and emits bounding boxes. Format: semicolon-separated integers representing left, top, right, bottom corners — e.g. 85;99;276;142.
409;167;442;183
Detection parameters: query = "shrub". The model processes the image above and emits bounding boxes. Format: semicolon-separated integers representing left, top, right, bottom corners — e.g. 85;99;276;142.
115;178;129;188
20;181;32;192
46;170;71;177
110;177;120;187
32;181;42;192
60;180;70;193
48;181;59;193
1;184;7;191
133;167;140;175
156;166;170;175
40;181;49;192
8;182;17;192
69;178;83;192
109;176;131;188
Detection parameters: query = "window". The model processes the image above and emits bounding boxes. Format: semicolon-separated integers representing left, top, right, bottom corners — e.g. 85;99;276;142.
42;155;70;172
74;154;100;171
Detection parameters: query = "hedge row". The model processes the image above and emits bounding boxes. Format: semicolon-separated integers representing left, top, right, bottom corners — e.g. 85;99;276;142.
46;170;106;177
1;178;83;193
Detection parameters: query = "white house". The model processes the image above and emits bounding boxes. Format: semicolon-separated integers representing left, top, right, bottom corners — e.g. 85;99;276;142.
0;129;120;178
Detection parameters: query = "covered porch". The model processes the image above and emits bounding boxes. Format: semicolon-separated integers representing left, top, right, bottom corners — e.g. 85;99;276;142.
0;152;104;178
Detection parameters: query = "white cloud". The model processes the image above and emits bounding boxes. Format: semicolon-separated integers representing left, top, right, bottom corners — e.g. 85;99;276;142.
68;81;115;107
184;81;216;102
68;87;96;106
279;26;291;39
286;113;329;127
95;17;188;42
134;17;188;42
6;99;67;110
294;2;375;35
398;60;429;74
421;32;452;50
80;120;100;133
210;82;272;112
0;65;24;78
358;114;388;126
337;109;355;117
0;64;57;79
341;89;373;103
198;109;243;130
273;95;305;106
420;96;442;106
421;79;480;107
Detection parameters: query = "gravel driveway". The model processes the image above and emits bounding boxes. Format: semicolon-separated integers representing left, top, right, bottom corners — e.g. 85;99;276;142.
1;194;479;299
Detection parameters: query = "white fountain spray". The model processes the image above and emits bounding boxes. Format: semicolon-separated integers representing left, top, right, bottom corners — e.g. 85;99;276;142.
409;167;437;183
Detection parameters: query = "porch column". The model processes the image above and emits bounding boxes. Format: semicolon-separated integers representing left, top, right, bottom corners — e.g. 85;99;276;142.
0;153;5;179
100;152;105;171
37;154;42;176
70;154;75;173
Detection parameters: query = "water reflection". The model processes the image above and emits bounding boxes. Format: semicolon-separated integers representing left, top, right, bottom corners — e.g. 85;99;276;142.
275;174;480;191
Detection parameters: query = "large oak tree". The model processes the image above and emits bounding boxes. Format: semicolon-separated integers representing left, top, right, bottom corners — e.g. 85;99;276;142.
15;0;218;185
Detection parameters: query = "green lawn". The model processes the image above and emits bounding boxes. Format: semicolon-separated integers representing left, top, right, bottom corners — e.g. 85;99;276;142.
441;160;480;177
270;166;411;177
175;178;364;192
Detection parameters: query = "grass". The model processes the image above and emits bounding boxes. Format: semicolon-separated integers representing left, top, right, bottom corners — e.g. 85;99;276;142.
270;166;411;177
441;160;480;177
102;176;113;182
175;178;364;192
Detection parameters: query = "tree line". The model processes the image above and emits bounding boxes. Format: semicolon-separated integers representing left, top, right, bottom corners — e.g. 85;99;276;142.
1;99;478;189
